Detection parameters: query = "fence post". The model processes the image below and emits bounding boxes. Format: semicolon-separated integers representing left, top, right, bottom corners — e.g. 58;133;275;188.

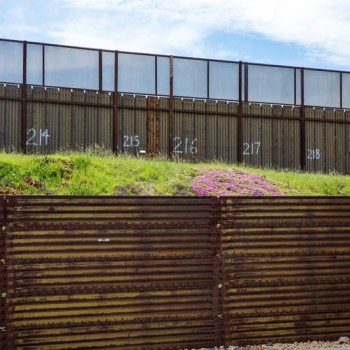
22;41;27;154
169;56;174;159
300;68;306;170
211;197;224;346
237;61;243;164
113;51;119;154
98;50;103;92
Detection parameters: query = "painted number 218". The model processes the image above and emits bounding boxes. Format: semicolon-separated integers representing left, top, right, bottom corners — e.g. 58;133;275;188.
307;149;321;160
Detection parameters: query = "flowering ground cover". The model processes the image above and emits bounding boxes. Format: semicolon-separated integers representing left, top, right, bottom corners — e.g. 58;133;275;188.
190;168;284;196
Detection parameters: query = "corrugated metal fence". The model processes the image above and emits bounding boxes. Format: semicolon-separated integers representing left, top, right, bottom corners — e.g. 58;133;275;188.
1;196;350;349
2;85;350;174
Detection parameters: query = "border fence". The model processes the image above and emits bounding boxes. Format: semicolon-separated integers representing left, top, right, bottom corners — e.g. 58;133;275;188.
1;38;350;173
1;195;350;349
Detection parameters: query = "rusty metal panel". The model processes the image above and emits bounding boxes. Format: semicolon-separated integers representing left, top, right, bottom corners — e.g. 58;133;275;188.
146;96;170;157
174;98;238;162
26;87;113;153
305;107;350;174
5;196;219;350
0;85;22;152
0;196;7;346
243;104;300;169
220;197;350;346
118;95;148;155
158;97;170;157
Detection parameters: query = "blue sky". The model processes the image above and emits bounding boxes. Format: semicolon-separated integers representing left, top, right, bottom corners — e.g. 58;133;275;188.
1;0;350;71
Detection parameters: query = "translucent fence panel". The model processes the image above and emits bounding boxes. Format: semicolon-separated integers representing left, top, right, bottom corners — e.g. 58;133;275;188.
174;58;207;98
118;53;155;94
304;70;340;108
341;73;350;108
102;51;115;91
27;44;43;85
209;61;239;100
0;41;23;83
45;46;99;90
248;65;294;104
157;56;170;96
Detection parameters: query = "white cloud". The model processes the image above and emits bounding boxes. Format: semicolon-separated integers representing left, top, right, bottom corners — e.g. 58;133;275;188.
37;0;350;67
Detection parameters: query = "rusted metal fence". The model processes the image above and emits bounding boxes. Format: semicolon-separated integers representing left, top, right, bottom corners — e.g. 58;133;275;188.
2;38;350;173
2;86;350;174
220;197;350;346
3;196;220;349
1;195;350;349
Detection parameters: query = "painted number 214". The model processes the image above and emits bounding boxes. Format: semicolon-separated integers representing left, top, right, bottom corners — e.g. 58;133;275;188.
26;128;50;146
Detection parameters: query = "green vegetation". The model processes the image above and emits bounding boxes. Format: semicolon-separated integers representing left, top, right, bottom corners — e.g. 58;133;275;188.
0;151;349;196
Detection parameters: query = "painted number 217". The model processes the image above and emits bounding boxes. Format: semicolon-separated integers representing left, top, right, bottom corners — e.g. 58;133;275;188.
243;142;261;155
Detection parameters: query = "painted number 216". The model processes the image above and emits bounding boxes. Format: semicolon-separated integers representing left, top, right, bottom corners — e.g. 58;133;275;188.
173;137;198;154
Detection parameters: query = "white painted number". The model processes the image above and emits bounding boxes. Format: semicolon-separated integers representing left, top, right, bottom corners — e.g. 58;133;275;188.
26;128;50;147
307;149;321;160
173;137;198;154
123;135;140;148
243;142;261;155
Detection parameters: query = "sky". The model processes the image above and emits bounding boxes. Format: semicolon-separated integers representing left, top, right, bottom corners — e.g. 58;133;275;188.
1;0;350;72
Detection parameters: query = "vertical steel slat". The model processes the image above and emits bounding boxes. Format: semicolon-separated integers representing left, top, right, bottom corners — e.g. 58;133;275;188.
300;68;306;170
237;61;243;164
211;197;224;346
113;51;118;154
99;50;103;92
22;42;27;154
169;56;174;158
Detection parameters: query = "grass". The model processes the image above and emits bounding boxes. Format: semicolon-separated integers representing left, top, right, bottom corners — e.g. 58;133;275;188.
0;151;349;196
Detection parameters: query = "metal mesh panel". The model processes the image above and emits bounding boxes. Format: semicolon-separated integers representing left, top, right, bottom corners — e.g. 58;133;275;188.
304;70;340;108
209;61;239;100
0;40;23;84
118;53;155;94
102;51;115;92
248;64;294;104
173;58;207;98
45;46;99;90
27;44;43;86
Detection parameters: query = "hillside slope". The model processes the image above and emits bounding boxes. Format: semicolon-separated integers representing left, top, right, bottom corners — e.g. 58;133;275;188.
0;152;349;196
